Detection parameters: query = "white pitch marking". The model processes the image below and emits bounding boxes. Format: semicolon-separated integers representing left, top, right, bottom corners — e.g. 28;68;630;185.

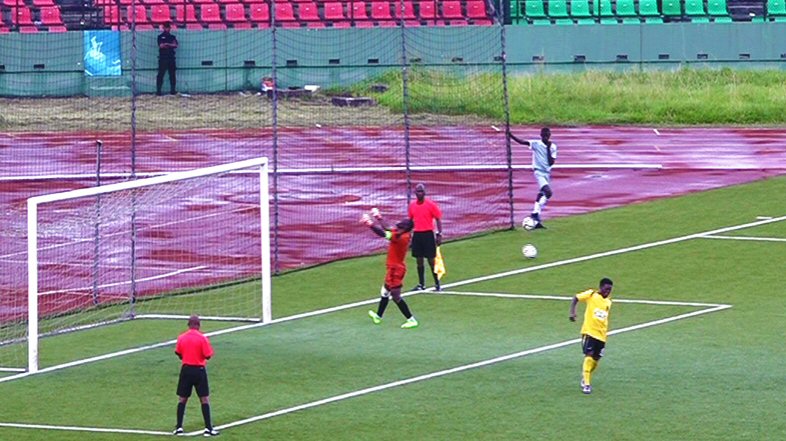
440;214;786;291
0;422;170;437
756;216;773;220
213;303;730;434
2;216;782;385
700;235;786;243
438;291;726;308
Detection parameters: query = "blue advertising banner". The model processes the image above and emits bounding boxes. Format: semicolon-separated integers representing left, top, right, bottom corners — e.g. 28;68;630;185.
84;30;121;76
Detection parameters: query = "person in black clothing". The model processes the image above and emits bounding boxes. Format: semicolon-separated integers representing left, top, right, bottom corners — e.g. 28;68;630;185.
156;21;178;96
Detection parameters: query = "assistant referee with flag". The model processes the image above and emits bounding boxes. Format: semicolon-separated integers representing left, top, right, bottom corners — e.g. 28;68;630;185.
408;183;443;291
173;315;219;436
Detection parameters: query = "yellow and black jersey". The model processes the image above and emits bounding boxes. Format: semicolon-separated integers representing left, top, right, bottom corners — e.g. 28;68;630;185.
576;289;612;342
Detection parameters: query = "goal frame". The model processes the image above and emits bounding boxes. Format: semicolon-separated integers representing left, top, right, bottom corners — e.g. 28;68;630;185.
26;157;271;373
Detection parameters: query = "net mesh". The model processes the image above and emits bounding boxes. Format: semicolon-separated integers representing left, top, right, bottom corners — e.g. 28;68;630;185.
0;20;508;370
0;165;264;370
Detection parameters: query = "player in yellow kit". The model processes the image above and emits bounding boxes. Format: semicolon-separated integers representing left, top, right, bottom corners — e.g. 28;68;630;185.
569;278;613;395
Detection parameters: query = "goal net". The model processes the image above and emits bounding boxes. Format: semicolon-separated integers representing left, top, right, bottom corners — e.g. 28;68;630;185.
10;157;271;373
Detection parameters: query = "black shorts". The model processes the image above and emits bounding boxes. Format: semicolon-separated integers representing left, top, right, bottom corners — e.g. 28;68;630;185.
581;334;606;360
411;231;436;259
176;365;210;398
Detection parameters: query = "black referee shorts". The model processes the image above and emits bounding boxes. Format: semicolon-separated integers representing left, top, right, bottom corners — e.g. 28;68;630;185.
176;365;210;398
581;334;606;360
411;231;437;259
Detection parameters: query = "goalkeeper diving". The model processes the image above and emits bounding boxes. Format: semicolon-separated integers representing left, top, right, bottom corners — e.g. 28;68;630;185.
361;208;419;329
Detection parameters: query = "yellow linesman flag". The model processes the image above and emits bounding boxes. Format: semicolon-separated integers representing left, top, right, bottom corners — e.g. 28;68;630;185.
434;246;446;280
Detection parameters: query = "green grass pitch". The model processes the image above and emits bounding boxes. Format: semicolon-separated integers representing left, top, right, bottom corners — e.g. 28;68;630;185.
1;175;785;440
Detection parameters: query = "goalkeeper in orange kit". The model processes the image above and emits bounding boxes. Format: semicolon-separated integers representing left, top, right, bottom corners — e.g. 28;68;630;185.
361;208;419;329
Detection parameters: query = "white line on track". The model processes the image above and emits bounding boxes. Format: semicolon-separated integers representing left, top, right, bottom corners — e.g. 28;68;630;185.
700;235;786;243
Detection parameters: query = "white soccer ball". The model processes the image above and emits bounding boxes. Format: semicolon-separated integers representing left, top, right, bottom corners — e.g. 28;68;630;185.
522;216;536;231
522;244;538;259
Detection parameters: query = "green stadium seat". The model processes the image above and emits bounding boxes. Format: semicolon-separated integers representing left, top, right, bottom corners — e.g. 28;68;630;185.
767;0;786;21
525;0;552;24
547;0;575;24
615;0;641;23
637;0;663;22
569;0;595;23
707;0;732;22
594;0;618;23
685;0;710;22
660;0;682;20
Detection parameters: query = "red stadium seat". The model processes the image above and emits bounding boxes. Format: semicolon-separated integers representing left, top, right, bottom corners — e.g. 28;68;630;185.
349;1;369;19
370;1;392;19
297;2;320;20
324;2;345;19
10;6;35;25
392;1;415;19
2;0;24;6
32;0;55;6
273;3;300;26
40;6;64;25
200;3;223;22
102;5;121;25
466;1;491;24
417;0;440;23
127;5;155;29
0;26;10;33
175;4;203;28
249;2;270;25
150;4;171;23
225;3;252;27
441;1;464;19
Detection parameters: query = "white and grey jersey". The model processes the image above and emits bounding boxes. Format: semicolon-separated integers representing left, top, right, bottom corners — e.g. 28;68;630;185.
529;140;557;173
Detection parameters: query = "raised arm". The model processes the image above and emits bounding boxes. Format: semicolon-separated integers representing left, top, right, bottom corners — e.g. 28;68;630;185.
361;213;386;238
509;132;530;146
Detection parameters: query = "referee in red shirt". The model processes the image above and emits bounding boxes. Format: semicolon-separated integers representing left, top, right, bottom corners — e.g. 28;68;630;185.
173;315;218;436
407;183;443;291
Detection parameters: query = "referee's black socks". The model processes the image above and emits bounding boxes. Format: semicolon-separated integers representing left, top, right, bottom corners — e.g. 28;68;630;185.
201;403;213;430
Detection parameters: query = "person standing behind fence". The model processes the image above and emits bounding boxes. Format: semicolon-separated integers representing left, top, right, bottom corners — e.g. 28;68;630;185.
173;315;219;436
156;21;178;96
408;183;443;292
510;127;557;229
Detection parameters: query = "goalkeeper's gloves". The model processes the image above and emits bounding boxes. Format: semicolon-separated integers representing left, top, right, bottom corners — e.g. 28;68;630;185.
360;213;373;226
370;207;381;219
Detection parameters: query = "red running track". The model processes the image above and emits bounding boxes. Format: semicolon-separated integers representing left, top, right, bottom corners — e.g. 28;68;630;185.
1;126;785;321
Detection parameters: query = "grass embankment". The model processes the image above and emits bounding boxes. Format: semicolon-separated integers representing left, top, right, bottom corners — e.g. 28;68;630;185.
2;69;786;132
371;68;786;125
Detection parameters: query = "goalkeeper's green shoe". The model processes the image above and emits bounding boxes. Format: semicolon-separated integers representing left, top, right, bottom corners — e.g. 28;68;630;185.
368;310;382;325
401;317;419;329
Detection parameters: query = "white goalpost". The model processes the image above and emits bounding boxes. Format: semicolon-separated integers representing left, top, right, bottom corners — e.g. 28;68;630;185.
21;157;271;373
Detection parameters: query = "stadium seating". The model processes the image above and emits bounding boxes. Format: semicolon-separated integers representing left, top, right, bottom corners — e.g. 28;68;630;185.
150;4;172;23
225;3;252;28
614;0;641;23
594;0;618;23
66;0;494;30
524;0;550;24
766;0;786;20
544;0;574;24
637;0;664;22
684;0;710;21
569;0;595;23
707;0;733;21
200;2;227;29
39;5;68;31
32;0;55;6
466;0;492;24
660;0;683;20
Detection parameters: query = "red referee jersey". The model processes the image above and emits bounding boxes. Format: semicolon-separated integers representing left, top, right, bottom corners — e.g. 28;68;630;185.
175;329;214;367
408;198;441;232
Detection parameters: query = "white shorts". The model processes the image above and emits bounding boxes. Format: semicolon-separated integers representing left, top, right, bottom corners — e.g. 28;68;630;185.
534;170;551;190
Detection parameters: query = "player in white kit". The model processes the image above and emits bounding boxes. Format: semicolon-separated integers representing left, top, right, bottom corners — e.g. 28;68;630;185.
510;127;557;229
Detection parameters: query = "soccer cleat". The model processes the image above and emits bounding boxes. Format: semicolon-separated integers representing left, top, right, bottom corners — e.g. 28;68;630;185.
368;310;382;325
401;318;419;329
582;385;592;395
173;427;184;436
580;378;586;388
203;428;220;437
434;285;442;292
533;222;546;229
412;284;425;291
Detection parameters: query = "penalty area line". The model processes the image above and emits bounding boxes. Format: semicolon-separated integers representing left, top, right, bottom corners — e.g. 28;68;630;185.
437;291;728;308
0;422;170;437
214;302;730;434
